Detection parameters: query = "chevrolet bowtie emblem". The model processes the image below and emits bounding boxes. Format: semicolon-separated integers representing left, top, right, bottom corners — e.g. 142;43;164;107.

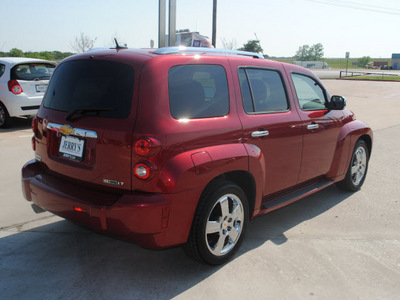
59;125;74;135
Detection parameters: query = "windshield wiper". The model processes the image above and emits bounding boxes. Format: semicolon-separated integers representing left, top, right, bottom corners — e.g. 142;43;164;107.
66;107;114;121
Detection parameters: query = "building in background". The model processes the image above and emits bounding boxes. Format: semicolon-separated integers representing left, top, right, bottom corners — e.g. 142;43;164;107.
175;29;213;48
391;53;400;70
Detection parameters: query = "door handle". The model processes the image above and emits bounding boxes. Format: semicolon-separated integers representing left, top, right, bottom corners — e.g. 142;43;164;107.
251;130;269;138
307;124;319;130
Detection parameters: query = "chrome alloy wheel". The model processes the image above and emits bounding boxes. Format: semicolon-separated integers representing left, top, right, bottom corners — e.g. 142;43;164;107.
351;146;367;186
205;194;244;256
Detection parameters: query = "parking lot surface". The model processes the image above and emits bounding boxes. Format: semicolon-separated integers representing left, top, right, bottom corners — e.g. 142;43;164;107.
1;80;399;299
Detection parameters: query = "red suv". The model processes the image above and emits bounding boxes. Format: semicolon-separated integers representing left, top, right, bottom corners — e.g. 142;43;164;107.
22;47;372;265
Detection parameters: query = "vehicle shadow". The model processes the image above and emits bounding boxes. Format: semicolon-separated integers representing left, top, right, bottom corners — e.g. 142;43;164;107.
0;117;32;133
0;185;352;299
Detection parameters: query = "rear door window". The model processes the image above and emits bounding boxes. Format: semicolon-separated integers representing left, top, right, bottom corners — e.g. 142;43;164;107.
239;68;289;114
168;65;229;119
43;60;134;119
11;63;55;81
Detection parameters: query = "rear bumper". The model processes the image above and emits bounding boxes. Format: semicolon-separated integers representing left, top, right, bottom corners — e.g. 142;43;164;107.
21;159;201;249
1;93;42;117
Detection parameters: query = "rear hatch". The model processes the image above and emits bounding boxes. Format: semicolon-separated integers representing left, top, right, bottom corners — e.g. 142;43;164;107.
11;62;55;97
36;58;137;191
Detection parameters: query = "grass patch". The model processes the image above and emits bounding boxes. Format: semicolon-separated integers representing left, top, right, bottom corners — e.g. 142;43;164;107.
344;76;400;81
272;58;391;69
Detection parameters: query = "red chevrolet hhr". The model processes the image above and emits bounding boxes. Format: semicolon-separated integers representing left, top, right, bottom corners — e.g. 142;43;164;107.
22;47;372;265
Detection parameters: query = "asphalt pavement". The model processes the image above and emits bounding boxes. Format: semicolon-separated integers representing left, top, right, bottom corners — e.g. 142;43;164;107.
0;80;399;299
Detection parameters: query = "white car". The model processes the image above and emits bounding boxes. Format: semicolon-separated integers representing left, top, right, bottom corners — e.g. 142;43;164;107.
0;57;56;128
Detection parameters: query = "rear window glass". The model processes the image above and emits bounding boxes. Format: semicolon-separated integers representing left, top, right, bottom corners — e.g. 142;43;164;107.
11;63;55;80
0;64;5;78
239;68;289;114
168;65;229;119
44;60;134;119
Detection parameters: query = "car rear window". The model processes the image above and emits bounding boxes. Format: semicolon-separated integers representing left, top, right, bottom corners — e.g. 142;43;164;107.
168;65;229;119
0;64;5;78
43;60;134;119
11;63;55;80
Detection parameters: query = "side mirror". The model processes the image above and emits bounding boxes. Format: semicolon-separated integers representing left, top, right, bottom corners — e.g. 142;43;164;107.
329;95;346;110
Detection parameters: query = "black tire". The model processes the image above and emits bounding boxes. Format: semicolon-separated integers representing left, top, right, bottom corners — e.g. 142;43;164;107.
0;102;12;129
337;140;369;191
184;180;249;265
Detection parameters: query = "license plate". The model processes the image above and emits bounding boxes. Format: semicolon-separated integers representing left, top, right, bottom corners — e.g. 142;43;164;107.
36;84;47;93
58;135;85;161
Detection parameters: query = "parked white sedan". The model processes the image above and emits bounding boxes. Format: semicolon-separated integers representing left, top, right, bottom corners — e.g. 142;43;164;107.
0;57;56;128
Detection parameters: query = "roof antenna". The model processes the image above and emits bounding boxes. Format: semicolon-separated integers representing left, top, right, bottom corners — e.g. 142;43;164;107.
114;38;128;50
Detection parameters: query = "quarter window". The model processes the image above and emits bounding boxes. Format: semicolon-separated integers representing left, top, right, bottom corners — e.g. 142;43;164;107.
0;64;5;78
168;65;229;119
239;68;288;114
291;73;327;110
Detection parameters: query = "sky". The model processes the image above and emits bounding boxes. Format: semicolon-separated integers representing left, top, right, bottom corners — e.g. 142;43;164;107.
1;0;399;58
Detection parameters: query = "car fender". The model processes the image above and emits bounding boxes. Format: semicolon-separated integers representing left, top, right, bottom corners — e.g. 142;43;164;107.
156;143;249;194
328;120;373;180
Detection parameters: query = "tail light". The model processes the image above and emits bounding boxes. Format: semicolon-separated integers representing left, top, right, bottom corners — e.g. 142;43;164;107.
134;163;151;180
31;136;36;151
133;137;160;180
134;137;160;156
8;80;23;95
31;117;38;151
32;117;38;133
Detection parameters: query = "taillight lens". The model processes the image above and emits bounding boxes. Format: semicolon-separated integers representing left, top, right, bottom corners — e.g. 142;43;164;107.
31;136;36;151
31;117;38;151
134;137;160;157
135;139;151;156
8;80;23;95
32;117;38;133
134;163;151;180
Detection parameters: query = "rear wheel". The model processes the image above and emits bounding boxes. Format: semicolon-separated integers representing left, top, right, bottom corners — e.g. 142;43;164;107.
184;181;249;265
0;102;12;128
337;140;369;191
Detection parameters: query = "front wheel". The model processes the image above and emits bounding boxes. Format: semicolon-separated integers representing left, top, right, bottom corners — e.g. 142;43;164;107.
337;140;370;191
184;181;249;265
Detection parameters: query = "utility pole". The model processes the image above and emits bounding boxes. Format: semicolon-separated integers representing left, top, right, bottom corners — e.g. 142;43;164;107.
169;0;176;46
212;0;217;47
159;0;176;48
158;0;166;48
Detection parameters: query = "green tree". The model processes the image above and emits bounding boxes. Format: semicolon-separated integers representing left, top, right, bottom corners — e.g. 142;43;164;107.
309;43;324;60
238;40;263;54
295;45;311;61
295;43;324;61
8;48;24;57
358;56;371;68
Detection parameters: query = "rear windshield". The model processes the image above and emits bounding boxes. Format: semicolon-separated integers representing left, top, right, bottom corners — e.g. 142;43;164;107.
0;64;5;78
11;63;55;80
43;60;134;119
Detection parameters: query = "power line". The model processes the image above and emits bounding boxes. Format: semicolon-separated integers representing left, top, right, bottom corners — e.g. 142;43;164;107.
305;0;400;16
330;0;400;12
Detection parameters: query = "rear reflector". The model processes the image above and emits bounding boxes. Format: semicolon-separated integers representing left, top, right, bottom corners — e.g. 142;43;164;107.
73;206;86;213
161;206;170;228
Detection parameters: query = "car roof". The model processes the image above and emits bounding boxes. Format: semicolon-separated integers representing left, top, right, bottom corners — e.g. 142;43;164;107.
0;57;56;65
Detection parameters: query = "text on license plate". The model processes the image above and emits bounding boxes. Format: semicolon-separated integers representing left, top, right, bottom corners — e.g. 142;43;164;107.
58;135;85;161
36;84;48;93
